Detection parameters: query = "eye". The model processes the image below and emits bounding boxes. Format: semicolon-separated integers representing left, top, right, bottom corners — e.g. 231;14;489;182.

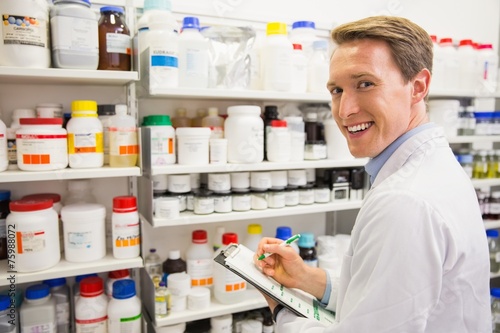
358;81;374;89
330;87;343;95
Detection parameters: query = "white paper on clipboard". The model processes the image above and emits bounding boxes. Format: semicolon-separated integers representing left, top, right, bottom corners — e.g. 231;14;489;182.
213;243;336;325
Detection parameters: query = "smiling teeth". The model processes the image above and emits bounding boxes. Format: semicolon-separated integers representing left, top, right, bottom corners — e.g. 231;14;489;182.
347;122;372;133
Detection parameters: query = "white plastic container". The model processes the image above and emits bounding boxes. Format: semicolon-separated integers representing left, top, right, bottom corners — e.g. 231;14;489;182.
108;279;141;333
136;0;178;54
208;173;231;193
439;37;460;92
20;284;57;333
0;0;50;68
7;199;60;272
288;169;307;186
167;174;191;193
242;224;262;253
308;40;330;93
230;172;250;191
270;170;288;189
289;20;318;60
178;16;209;88
457;39;478;93
266;120;291;162
50;0;99;69
210;138;228;164
261;22;292;92
61;203;106;263
477;43;499;94
142;115;176;165
250;171;272;191
36;103;63;119
430;35;446;92
187;287;210;310
75;276;108;333
66;100;104;169
225;105;264;164
214;233;246;304
241;319;263;333
111;196;140;259
290;43;308;93
186;230;214;287
211;314;232;333
43;277;70;333
0;119;9;173
176;127;211;165
108;104;138;168
16;118;68;171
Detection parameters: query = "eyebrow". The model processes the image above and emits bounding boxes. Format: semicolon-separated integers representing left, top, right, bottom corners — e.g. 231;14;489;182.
327;72;375;88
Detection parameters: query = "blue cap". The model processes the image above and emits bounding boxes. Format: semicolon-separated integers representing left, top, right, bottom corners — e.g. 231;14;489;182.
182;17;200;30
112;279;136;299
43;277;67;288
275;226;292;241
144;0;172;11
492;288;500;298
292;21;316;30
487;230;499;238
313;40;328;50
25;284;50;300
298;233;315;248
0;295;10;311
0;190;10;201
100;6;124;14
75;273;98;283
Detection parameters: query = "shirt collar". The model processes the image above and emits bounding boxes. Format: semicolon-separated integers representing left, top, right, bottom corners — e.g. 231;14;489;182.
365;123;435;185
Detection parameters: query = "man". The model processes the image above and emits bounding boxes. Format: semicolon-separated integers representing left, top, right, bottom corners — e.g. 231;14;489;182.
255;16;491;332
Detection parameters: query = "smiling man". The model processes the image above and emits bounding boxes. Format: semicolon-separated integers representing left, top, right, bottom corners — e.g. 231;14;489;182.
255;16;491;332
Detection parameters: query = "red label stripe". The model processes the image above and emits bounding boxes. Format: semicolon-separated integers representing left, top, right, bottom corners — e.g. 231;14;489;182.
76;316;108;324
16;134;67;139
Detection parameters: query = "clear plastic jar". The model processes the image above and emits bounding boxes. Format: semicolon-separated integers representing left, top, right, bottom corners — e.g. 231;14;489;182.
98;6;131;71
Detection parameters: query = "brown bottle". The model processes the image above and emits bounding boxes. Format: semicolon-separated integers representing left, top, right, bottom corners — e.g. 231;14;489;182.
98;6;131;71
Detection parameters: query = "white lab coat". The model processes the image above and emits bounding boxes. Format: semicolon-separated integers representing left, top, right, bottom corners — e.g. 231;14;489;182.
276;126;492;333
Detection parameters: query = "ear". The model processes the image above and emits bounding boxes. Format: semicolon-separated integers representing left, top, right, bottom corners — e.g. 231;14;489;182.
411;68;431;104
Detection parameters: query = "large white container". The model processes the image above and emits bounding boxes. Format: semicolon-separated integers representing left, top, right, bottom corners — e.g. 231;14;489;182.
176;127;211;165
186;230;214;287
289;20;318;60
439;37;460;92
16;118;68;171
283;116;305;161
213;232;246;304
66;100;104;169
50;0;99;69
266;120;291;162
7;199;60;272
477;43;499;94
108;104;138;168
142;115;176;165
111;196;140;259
0;0;50;68
75;276;108;333
61;203;106;263
308;40;330;93
457;39;478;93
108;279;141;333
136;0;178;54
20;284;57;333
261;22;292;92
224;105;264;164
290;44;308;93
178;16;209;88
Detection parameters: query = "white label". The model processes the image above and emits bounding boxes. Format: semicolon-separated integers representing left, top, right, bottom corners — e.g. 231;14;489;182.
74;133;97;148
51;16;98;53
76;316;107;333
67;231;93;249
155;297;168;316
56;302;70;325
149;46;179;88
108;313;141;333
109;127;138;156
17;133;67;166
105;33;131;54
113;221;140;249
2;14;48;49
22;321;55;333
17;230;45;253
187;258;213;287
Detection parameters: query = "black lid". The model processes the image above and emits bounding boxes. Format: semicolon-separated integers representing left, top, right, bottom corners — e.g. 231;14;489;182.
264;105;279;118
97;104;116;116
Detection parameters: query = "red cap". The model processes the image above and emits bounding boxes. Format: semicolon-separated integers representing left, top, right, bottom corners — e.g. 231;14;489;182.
292;43;302;50
19;118;63;125
22;193;61;204
113;196;137;213
271;120;287;127
222;232;238;245
192;230;207;244
459;39;473;47
479;43;493;50
9;199;53;212
429;35;437;43
439;37;453;45
108;269;130;279
80;276;104;297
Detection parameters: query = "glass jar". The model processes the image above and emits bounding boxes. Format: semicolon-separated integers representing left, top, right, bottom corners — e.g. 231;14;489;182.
194;190;214;215
232;191;251;212
98;6;131;71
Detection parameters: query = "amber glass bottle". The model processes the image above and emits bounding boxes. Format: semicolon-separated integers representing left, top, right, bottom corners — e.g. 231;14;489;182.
98;6;131;71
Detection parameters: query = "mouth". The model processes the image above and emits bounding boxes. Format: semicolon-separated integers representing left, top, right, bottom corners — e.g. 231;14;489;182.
346;122;374;134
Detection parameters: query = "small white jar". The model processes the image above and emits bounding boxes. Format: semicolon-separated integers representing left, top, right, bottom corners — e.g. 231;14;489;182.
16;118;68;171
288;169;307;186
187;287;210;311
214;193;232;213
208;173;231;193
251;192;268;210
250;171;272;191
270;170;288;190
285;187;300;206
232;191;251;211
267;190;286;208
231;172;250;191
168;174;191;193
314;185;331;203
225;105;264;164
194;191;214;215
299;186;315;205
176;127;211;165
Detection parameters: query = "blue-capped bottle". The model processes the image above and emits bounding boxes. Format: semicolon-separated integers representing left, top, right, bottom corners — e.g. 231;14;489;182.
108;279;141;333
178;16;209;88
298;232;318;267
275;226;299;253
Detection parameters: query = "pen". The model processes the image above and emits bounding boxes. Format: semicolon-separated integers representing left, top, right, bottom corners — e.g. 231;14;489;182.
258;234;301;260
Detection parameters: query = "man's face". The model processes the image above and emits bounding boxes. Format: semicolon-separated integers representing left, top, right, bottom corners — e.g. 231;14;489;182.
327;39;415;158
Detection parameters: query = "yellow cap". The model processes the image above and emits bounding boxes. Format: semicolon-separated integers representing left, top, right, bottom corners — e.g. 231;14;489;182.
71;100;97;112
266;22;287;35
248;224;262;235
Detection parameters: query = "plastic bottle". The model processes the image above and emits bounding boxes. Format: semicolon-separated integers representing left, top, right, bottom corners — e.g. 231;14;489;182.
105;269;130;298
97;104;116;165
263;105;279;161
20;284;57;333
64;179;97;205
186;230;214;287
477;43;499;95
145;248;163;276
155;281;171;318
98;6;131;71
290;43;308;93
289;20;318;61
298;232;318;267
491;288;500;333
50;0;99;69
141;115;176;165
201;107;224;139
267;120;291;162
162;250;187;280
178;16;209;88
73;273;98;305
430;35;446;92
439;38;460;92
0;0;50;68
43;277;70;333
171;108;192;128
457;39;478;93
75;276;108;333
66;100;104;169
213;226;225;252
0;118;8;173
0;190;10;261
111;196;140;259
225;105;264;164
283;116;305;161
108;104;138;167
487;230;500;274
243;224;263;253
308;40;329;93
0;295;15;333
261;22;292;92
275;226;300;253
214;232;246;304
108;279;141;333
192;108;207;127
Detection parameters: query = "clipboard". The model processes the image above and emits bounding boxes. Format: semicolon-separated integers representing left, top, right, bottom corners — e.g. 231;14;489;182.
213;243;336;325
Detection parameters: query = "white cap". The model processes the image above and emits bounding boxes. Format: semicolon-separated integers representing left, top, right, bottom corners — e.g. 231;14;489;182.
208;107;219;116
115;104;127;116
169;250;181;259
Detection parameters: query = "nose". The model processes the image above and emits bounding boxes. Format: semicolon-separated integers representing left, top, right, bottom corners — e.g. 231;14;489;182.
336;91;359;120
